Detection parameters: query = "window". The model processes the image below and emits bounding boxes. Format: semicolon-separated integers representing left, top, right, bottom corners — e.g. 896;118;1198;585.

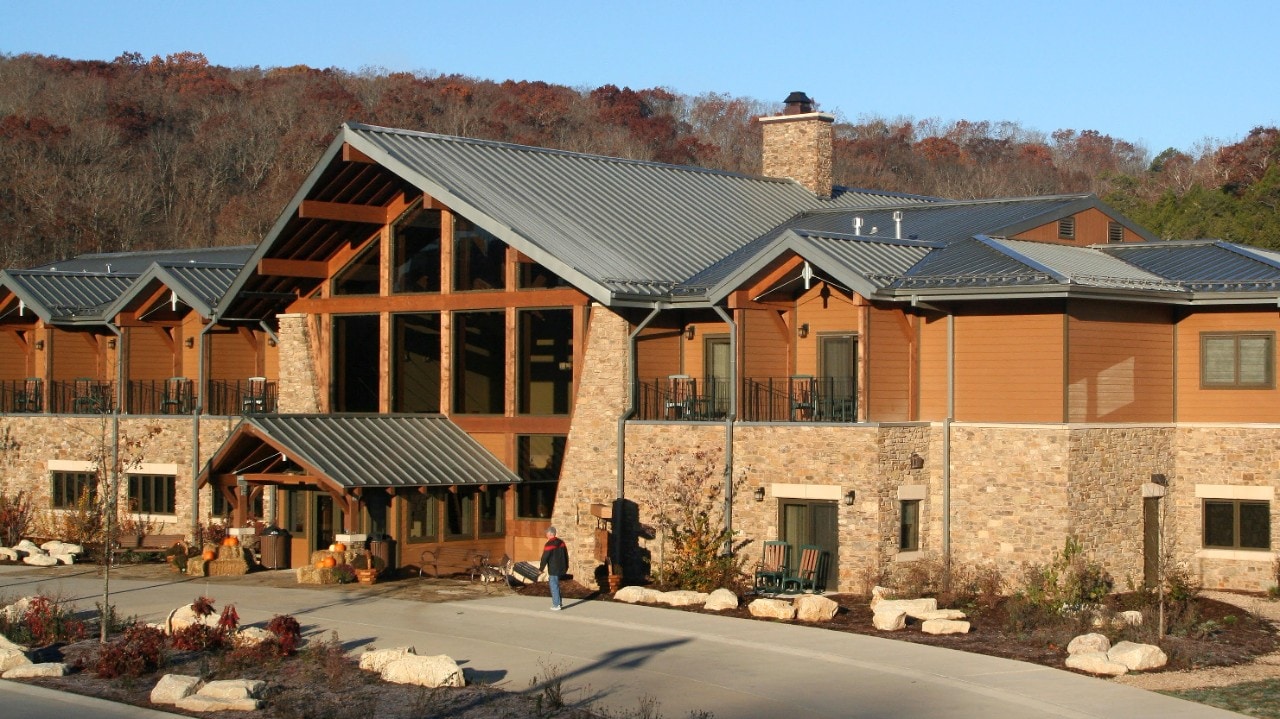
1201;332;1274;388
453;311;506;413
51;471;96;509
518;308;573;415
407;491;439;542
1057;217;1076;240
518;256;570;289
333;314;381;411
393;313;441;412
1203;500;1271;550
128;474;176;514
1107;221;1124;243
517;435;564;519
445;488;475;539
453;216;507;291
332;242;380;295
899;499;921;551
478;487;505;536
393;207;442;293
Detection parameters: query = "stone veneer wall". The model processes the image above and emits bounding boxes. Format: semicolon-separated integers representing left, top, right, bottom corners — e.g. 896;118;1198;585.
760;113;834;198
1173;425;1280;591
275;312;321;414
0;415;240;541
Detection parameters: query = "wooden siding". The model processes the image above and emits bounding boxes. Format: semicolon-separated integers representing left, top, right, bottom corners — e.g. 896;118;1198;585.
868;304;912;421
635;325;683;379
206;329;258;381
1066;300;1174;422
741;308;789;381
794;282;860;376
50;329;100;380
0;330;30;380
1013;208;1134;246
952;305;1065;422
1176;308;1280;422
127;326;176;381
917;312;950;420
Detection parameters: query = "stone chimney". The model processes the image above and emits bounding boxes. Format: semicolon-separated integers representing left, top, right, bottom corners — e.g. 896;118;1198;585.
759;91;835;198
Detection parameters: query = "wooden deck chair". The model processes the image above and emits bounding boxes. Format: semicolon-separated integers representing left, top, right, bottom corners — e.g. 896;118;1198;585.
783;545;823;594
754;540;789;593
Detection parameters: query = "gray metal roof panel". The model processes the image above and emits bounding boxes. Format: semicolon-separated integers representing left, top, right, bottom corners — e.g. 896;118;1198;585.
0;270;138;321
1102;240;1280;291
992;238;1177;290
243;414;521;489
33;246;255;273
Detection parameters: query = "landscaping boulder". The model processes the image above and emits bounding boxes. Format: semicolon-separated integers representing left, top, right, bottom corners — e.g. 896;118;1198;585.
921;619;970;635
15;540;42;556
53;553;76;565
175;694;262;712
1117;610;1143;627
1108;641;1167;671
3;662;67;678
40;541;82;556
166;604;221;634
794;595;839;622
0;547;17;561
22;554;57;567
0;634;31;672
703;588;739;611
917;609;966;621
872;598;937;619
360;647;419;673
657;590;708;607
873;610;906;631
380;654;465;688
232;627;275;648
870;586;890;606
613;586;661;604
1067;633;1111;655
151;674;204;704
196;679;266;701
748;598;796;620
1065;651;1128;676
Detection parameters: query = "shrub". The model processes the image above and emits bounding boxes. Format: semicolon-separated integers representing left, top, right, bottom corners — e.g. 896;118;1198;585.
266;614;302;656
1016;536;1113;614
0;487;35;547
96;624;167;678
0;595;87;646
170;622;226;652
334;563;357;584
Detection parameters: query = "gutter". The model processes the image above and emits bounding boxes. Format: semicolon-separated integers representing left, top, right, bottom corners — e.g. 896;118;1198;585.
711;305;737;553
615;305;663;580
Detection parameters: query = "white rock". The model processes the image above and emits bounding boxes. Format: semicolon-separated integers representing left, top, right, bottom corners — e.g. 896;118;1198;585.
795;595;839;622
703;588;739;611
167;604;221;634
917;609;966;621
151;674;204;704
1067;633;1111;655
175;695;262;711
40;541;83;555
53;553;76;565
748;598;796;620
0;547;17;561
613;586;661;604
0;633;27;653
657;590;708;607
1118;610;1143;627
921;619;970;635
1;598;33;622
872;610;907;631
232;627;275;647
869;586;890;607
3;662;67;678
15;540;43;555
198;679;266;701
22;554;57;567
1065;651;1128;676
873;598;938;618
359;647;418;673
0;647;32;672
380;654;465;688
1108;641;1168;671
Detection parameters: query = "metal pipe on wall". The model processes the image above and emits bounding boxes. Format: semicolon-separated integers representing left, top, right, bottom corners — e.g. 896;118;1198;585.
615;305;663;579
711;305;737;553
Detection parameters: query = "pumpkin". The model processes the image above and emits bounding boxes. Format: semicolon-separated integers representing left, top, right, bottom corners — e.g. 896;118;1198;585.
223;536;240;547
332;542;346;553
318;556;336;569
202;548;216;561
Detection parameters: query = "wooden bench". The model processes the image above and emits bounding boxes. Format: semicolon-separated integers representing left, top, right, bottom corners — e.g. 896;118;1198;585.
419;546;490;580
117;534;187;559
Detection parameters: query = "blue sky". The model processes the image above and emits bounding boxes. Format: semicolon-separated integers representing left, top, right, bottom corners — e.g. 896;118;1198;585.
2;0;1277;156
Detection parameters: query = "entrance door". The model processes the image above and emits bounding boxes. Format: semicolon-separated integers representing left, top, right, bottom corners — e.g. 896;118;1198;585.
314;494;345;552
704;336;731;418
779;500;838;589
1143;496;1160;588
819;334;857;421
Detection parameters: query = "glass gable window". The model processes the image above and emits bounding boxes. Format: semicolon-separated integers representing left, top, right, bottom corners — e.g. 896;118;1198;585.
393;313;441;413
453;311;506;414
128;474;176;515
1204;500;1271;550
517;435;564;519
333;242;380;295
453;217;507;291
518;257;570;289
333;314;380;412
518;308;573;415
1201;332;1274;388
393;208;442;293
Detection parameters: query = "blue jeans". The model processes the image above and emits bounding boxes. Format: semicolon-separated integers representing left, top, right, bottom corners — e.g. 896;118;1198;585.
548;574;562;608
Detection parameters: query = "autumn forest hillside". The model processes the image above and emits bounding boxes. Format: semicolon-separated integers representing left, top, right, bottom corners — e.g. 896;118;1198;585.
2;51;1278;269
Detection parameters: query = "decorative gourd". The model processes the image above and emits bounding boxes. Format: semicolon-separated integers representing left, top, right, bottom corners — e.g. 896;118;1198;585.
201;548;216;561
318;556;336;569
223;536;240;547
332;542;346;553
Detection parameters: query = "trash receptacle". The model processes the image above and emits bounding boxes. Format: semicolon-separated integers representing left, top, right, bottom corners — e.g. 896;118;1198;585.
368;537;396;574
259;527;290;569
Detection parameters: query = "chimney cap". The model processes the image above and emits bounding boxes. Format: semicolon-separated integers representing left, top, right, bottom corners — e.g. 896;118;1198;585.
783;91;814;114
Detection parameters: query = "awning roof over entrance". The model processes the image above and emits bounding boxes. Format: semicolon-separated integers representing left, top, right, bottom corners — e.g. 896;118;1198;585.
205;414;522;490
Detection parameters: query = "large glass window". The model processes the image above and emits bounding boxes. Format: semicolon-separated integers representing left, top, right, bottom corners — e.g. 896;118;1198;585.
453;217;507;291
393;313;441;412
518;257;570;289
519;308;573;415
453;311;506;414
332;242;380;295
479;487;505;536
445;488;475;539
51;471;96;509
407;491;439;542
333;314;380;411
899;499;921;551
128;474;176;515
517;435;564;519
1202;332;1274;388
393;208;442;293
1203;500;1271;550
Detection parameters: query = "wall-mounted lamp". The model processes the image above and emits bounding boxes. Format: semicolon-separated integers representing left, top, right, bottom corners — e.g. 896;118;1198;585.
909;452;924;470
844;489;856;506
33;340;44;351
684;325;695;340
753;486;765;502
267;338;277;347
798;323;809;339
106;338;116;349
184;337;195;348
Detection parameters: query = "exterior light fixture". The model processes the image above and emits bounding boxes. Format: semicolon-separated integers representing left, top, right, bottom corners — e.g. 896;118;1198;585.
844;490;856;506
753;486;765;502
185;337;195;348
909;452;924;470
684;325;695;340
798;323;809;338
267;338;277;347
106;338;116;349
34;340;44;351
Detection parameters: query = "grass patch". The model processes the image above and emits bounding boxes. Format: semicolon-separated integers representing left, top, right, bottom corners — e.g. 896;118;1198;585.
1162;679;1280;718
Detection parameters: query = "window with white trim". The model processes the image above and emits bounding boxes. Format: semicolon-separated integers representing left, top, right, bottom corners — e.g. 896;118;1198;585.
51;471;96;509
127;474;176;515
899;499;921;551
1203;499;1271;550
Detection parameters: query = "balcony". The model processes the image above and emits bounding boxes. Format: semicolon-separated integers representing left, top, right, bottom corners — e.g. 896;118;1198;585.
1;377;277;416
635;376;858;423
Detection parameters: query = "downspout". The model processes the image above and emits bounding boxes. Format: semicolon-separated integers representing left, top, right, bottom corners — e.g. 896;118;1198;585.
943;313;954;567
191;314;217;542
711;305;737;553
259;320;279;524
615;305;663;580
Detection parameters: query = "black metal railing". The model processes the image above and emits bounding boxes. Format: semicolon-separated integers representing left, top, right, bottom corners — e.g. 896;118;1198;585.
48;379;116;414
636;376;858;423
204;378;278;416
2;377;277;416
124;378;194;415
0;378;45;413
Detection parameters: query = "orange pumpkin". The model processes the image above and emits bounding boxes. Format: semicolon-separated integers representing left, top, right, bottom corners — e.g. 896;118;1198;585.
223;536;240;547
201;548;216;561
318;556;336;569
332;542;346;553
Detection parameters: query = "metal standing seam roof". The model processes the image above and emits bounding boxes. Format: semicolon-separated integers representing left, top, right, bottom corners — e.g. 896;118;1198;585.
0;270;139;321
32;245;256;274
1101;240;1280;291
99;262;244;320
239;414;522;489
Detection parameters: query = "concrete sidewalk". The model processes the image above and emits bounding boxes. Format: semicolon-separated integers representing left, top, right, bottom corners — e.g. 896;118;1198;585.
0;566;1248;718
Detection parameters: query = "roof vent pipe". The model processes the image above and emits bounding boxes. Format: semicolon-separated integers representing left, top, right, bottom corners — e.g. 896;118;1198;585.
853;217;863;236
893;211;903;240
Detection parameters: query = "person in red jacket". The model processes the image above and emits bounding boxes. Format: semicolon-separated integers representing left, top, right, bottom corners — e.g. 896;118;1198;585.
539;526;569;610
